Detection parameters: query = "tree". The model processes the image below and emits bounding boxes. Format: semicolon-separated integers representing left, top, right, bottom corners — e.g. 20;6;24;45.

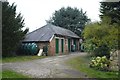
2;1;29;57
82;21;118;58
47;7;90;36
100;1;120;49
100;2;120;25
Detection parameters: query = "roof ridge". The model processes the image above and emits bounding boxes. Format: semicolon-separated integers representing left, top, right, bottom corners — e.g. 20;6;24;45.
49;24;79;37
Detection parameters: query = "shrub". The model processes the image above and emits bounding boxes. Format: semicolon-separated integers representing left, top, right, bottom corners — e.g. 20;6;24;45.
93;45;110;59
83;39;96;54
83;39;110;58
82;22;118;57
89;56;110;71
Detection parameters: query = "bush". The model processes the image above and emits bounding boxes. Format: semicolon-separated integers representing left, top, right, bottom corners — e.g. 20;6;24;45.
89;56;110;71
93;45;110;59
83;40;110;58
82;22;118;57
83;39;96;54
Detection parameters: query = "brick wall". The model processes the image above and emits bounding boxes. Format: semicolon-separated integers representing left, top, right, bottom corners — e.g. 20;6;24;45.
64;37;69;54
48;36;55;56
37;42;49;49
36;35;80;56
48;36;69;56
76;39;80;51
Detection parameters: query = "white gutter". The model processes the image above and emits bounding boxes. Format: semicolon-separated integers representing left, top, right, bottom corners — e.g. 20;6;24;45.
49;35;54;42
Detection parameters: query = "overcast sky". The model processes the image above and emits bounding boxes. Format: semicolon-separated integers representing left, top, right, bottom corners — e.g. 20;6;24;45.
8;0;103;32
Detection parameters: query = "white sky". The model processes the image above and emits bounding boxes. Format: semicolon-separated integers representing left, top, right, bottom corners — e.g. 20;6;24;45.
8;0;103;32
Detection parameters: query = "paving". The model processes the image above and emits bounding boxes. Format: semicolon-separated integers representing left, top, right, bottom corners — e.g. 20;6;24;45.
2;52;88;78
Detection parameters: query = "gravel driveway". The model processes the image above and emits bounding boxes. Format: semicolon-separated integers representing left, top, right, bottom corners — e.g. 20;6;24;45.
2;52;88;78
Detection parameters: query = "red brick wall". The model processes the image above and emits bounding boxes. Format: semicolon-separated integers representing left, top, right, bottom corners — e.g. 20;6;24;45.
48;36;55;56
36;35;80;56
64;37;69;54
48;36;69;56
76;39;80;51
36;42;49;49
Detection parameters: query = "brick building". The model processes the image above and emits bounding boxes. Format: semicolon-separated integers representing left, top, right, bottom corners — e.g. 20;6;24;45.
23;24;80;56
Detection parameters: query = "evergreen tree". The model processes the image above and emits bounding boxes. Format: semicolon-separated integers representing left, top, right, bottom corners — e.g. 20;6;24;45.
100;2;120;25
47;7;90;36
100;1;120;49
2;1;29;57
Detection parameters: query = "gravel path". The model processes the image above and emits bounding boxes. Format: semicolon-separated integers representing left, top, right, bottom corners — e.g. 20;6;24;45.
2;52;88;78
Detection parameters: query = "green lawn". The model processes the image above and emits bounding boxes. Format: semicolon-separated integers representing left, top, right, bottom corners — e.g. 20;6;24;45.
1;70;30;78
2;55;46;63
67;54;118;78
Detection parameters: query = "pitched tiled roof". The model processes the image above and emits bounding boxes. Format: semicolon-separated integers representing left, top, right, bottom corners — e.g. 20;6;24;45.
23;24;80;42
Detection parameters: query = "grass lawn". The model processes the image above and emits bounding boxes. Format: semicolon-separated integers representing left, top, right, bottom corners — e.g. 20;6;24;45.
2;55;46;63
1;70;30;78
67;54;118;78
